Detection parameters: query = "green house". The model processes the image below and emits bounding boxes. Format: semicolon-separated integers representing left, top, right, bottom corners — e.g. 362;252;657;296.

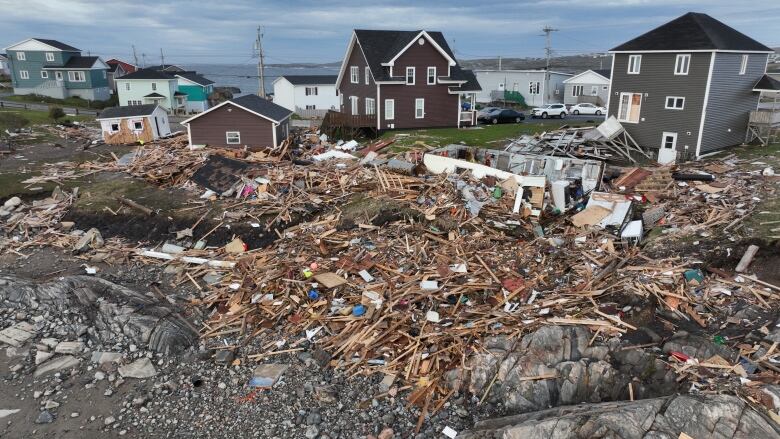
3;38;110;101
174;72;214;113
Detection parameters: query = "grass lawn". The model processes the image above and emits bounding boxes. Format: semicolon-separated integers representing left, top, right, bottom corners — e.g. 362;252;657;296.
732;143;780;239
382;118;596;150
4;94;115;110
0;108;95;125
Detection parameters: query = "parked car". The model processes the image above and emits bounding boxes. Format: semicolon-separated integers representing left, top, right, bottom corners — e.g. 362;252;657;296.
569;103;606;115
530;104;566;119
477;107;500;118
478;109;525;124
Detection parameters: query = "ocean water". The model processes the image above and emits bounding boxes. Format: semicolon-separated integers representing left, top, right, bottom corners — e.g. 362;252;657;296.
182;64;339;96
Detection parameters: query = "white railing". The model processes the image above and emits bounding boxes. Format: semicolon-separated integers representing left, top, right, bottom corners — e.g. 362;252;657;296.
295;107;329;119
460;111;476;122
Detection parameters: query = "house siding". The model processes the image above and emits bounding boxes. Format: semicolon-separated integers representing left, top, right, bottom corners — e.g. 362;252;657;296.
379;38;457;129
475;70;568;106
699;53;767;153
188;103;277;150
608;52;710;155
338;43;377;116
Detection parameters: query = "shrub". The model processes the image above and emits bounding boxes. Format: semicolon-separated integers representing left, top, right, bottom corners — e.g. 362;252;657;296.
49;107;66;121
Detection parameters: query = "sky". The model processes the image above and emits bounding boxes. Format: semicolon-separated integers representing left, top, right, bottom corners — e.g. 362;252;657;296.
1;0;778;66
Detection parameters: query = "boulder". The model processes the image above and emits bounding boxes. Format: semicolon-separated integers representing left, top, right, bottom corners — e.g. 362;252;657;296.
118;358;157;379
35;355;80;377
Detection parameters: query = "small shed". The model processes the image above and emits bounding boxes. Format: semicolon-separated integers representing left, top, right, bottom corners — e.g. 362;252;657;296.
97;105;171;144
182;94;293;150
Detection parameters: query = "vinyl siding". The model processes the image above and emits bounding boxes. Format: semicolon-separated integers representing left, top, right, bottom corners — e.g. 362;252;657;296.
338;43;376;116
699;53;767;153
564;81;610;106
608;52;709;156
188;103;276;150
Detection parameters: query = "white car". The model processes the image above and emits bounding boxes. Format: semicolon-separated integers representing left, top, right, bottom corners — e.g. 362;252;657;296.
530;104;566;119
569;103;606;116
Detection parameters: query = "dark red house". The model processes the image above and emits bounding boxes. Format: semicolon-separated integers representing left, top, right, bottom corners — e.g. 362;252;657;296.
336;30;480;130
182;94;293;150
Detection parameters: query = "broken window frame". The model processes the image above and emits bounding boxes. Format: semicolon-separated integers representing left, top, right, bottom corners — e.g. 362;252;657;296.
109;122;120;132
617;92;642;123
132;120;144;131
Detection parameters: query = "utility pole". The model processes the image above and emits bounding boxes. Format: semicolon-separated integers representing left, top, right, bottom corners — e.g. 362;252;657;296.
141;53;147;68
160;48;165;69
498;55;502;71
132;45;139;66
253;26;267;98
541;26;558;105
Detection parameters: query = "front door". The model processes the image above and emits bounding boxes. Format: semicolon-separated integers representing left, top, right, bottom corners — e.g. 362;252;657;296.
658;132;677;164
55;71;63;82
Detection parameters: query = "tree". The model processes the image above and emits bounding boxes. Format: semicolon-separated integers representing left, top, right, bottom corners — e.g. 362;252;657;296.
49;106;66;122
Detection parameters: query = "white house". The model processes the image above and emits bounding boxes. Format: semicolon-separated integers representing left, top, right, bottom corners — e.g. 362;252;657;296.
272;75;339;114
562;69;611;106
0;54;9;75
115;68;187;114
474;70;572;106
96;104;171;144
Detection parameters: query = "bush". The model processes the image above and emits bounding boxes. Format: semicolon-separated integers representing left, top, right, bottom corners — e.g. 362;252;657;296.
49;107;66;121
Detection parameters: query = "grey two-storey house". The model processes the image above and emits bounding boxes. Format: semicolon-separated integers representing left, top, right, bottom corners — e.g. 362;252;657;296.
607;12;774;162
4;38;110;101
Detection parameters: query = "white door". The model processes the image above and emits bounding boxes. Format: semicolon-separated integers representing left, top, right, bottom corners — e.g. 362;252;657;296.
658;132;677;164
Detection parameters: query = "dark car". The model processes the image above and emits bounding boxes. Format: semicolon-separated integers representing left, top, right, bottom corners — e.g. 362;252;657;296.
478;109;525;124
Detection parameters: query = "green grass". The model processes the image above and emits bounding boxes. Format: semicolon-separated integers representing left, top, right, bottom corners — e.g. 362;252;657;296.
734;143;780;239
4;94;116;110
382;119;594;150
0;108;95;125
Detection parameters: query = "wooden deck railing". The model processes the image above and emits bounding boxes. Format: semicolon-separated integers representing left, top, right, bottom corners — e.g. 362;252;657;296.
323;110;376;128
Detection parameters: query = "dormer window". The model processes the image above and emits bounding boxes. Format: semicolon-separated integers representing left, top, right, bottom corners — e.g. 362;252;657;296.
406;67;415;85
674;54;690;75
46;52;55;62
627;55;641;74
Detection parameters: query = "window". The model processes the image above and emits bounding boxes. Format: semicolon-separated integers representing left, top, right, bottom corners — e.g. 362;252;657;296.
305;105;316;110
675;54;690;75
125;83;130;91
46;52;55;62
128;100;142;106
19;70;29;79
427;67;436;85
406;67;415;85
627;55;641;74
365;98;375;115
68;71;85;82
590;86;598;96
415;98;424;119
102;70;106;79
110;123;120;132
16;52;25;61
305;87;318;96
617;92;642;123
665;96;685;110
662;132;677;150
133;121;143;131
40;71;48;79
151;83;157;91
529;81;540;95
350;96;358;115
739;54;748;75
384;99;395;120
572;85;583;97
350;66;359;84
226;131;241;144
365;66;370;85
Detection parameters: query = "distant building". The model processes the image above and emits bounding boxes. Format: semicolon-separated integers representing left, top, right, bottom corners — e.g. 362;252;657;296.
474;70;572;106
115;69;187;114
607;12;776;162
272;75;339;115
106;59;138;93
0;54;9;76
563;69;611;106
3;38;110;101
97;104;171;144
174;72;214;113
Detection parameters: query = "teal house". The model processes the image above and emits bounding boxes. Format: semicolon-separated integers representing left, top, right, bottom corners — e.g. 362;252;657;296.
174;72;214;113
3;38;110;101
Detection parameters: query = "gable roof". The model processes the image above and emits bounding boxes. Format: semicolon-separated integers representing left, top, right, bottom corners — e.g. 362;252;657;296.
563;69;611;84
351;30;457;82
182;94;293;125
44;56;104;70
119;68;177;80
107;59;138;73
145;64;185;72
753;74;780;92
97;104;160;120
4;38;81;52
279;75;337;86
176;72;215;86
611;12;773;52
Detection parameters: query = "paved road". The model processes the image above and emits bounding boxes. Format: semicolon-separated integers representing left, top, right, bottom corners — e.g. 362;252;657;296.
0;99;101;116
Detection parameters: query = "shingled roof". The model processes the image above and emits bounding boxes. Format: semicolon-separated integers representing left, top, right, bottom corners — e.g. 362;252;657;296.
34;38;80;51
176;72;215;86
754;74;780;92
120;68;178;80
352;30;459;82
98;104;159;120
280;75;337;86
44;56;103;69
229;94;293;122
611;12;773;52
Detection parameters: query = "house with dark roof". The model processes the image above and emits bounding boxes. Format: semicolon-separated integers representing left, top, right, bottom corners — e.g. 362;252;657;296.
563;69;611;106
115;68;188;114
336;29;480;130
607;12;776;163
272;75;339;116
174;71;215;113
182;94;293;150
97;104;171;144
474;69;571;106
3;38;110;101
105;59;138;93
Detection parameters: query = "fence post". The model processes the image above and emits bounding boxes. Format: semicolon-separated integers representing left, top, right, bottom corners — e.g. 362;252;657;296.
76;108;79;115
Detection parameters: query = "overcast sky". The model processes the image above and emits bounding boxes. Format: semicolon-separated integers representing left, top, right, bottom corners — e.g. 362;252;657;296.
2;0;778;66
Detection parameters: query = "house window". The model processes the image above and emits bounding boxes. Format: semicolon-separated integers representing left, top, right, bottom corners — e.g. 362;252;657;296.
665;96;685;110
350;66;359;83
110;122;120;132
674;54;690;75
427;67;436;85
617;92;642;123
17;52;25;61
627;55;641;74
364;67;370;85
40;71;48;79
305;87;318;96
350;96;358;115
102;70;106;79
305;105;316;110
572;85;583;97
365;98;376;115
68;71;86;82
151;83;157;91
384;99;395;120
406;67;415;85
739;54;748;75
415;98;425;119
19;70;29;79
46;52;55;62
662;132;677;150
226;131;241;144
529;81;540;95
125;83;130;91
133;121;143;131
590;85;598;96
